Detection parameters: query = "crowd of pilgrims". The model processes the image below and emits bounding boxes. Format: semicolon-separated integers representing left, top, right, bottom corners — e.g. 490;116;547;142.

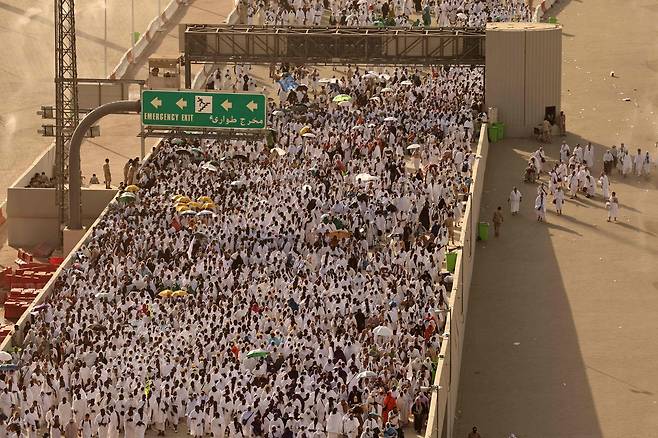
0;65;484;438
251;0;531;28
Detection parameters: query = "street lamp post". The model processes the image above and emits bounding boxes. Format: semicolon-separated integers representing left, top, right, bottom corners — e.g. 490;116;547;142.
131;0;135;49
104;0;107;77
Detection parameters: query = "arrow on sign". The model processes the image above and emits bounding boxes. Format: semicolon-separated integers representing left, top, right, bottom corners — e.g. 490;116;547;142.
221;99;232;111
176;98;187;110
246;100;258;112
150;97;162;109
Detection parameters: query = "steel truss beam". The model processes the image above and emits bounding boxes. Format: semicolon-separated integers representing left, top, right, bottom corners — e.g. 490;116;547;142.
182;25;486;69
140;127;270;141
54;0;79;237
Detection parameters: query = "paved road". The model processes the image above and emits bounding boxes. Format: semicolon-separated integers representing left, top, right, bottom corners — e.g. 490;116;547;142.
455;1;658;437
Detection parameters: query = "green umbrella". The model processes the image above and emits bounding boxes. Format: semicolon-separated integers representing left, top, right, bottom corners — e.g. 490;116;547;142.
332;94;352;103
118;192;136;203
246;349;269;359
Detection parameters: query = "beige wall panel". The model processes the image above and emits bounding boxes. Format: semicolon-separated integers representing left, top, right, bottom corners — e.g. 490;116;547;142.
524;27;562;133
485;27;526;136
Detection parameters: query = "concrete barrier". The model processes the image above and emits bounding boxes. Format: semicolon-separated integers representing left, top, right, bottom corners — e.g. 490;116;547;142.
424;123;489;438
109;0;188;80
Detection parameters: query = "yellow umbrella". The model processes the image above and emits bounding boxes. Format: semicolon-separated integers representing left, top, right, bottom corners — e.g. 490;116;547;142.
187;201;203;211
172;290;189;298
299;126;312;135
175;204;190;212
327;230;352;240
125;185;140;193
158;289;173;298
177;196;191;204
198;196;213;203
171;194;184;201
202;202;216;210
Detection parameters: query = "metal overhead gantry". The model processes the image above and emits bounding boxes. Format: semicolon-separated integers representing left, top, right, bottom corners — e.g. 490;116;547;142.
54;0;79;239
181;25;486;87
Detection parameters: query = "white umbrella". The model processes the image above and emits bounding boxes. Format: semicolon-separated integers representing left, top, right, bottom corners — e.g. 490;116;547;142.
272;110;284;116
351;125;364;130
95;292;110;299
367;123;377;128
372;325;394;337
201;163;218;172
270;147;287;156
0;351;12;362
384;116;397;122
196;210;215;216
230;180;245;187
400;80;413;85
381;87;394;92
355;173;379;182
302;132;317;138
355;370;377;379
369;96;381;101
407;143;421;150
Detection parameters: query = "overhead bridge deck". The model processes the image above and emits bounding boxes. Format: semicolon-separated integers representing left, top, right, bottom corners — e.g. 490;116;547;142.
180;25;486;86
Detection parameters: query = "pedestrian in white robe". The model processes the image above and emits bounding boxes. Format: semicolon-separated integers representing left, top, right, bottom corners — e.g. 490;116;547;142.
508;187;522;215
607;192;619;222
534;193;546;222
554;187;564;215
634;149;643;176
599;173;610;199
642;152;652;176
622;153;633;177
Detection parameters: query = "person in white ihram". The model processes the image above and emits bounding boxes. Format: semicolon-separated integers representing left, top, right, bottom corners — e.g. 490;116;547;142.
508;187;522;215
535;192;546;222
607;191;619;222
554;186;565;215
599;172;610;199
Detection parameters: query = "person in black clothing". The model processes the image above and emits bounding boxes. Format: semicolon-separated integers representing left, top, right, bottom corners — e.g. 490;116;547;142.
381;1;390;18
354;308;366;332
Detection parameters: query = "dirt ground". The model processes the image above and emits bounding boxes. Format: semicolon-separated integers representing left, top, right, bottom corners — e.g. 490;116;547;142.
455;1;658;437
0;0;234;203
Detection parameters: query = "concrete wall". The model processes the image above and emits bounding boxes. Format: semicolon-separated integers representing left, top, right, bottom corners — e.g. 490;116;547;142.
425;123;490;438
11;144;57;188
7;188;117;248
485;23;562;137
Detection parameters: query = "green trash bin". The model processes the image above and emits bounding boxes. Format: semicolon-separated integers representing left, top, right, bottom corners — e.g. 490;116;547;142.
478;222;490;241
548;16;558;24
446;251;458;273
488;125;499;143
493;122;505;140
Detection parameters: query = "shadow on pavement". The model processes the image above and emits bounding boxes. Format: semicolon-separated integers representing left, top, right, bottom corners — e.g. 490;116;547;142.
454;137;603;438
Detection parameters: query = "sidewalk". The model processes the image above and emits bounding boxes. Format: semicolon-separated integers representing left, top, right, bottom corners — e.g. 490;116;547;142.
455;0;658;436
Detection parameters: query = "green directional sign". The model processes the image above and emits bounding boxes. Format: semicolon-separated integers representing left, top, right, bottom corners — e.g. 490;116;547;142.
141;90;266;130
